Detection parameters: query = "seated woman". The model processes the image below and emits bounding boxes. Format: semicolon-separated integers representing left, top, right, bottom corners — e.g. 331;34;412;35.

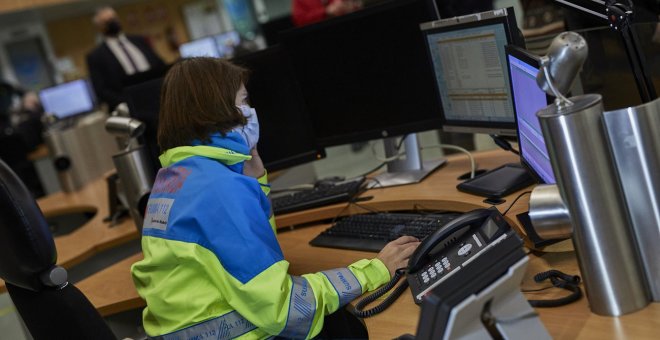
131;57;420;339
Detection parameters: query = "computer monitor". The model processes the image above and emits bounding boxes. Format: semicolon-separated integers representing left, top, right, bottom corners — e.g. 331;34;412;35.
231;46;325;172
125;50;325;176
39;79;95;119
280;0;442;147
215;31;241;58
179;37;220;58
420;8;524;135
505;45;555;184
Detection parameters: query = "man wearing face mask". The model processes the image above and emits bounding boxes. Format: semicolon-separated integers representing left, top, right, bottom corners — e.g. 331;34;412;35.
86;6;166;111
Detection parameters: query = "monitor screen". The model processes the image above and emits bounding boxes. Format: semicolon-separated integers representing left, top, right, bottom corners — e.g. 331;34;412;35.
39;79;95;119
126;49;325;175
215;31;241;58
421;8;523;135
505;45;554;184
179;37;220;58
232;46;325;171
280;0;442;147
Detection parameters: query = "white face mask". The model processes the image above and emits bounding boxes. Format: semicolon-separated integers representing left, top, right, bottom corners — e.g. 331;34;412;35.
234;105;259;150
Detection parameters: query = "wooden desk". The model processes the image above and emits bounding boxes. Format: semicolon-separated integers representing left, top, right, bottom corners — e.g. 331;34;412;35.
0;175;140;293
27;144;49;162
280;224;660;339
44;150;660;337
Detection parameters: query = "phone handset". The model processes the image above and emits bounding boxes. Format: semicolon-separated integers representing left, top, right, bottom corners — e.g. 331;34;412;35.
352;208;496;318
407;208;494;273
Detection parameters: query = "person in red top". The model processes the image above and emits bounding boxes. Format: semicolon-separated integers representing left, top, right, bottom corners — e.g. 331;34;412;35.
292;0;362;26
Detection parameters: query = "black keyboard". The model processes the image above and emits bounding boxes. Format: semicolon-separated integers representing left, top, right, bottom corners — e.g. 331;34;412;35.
310;212;462;252
272;177;365;215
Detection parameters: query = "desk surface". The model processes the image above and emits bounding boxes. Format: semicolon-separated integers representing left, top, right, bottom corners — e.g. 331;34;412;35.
8;149;660;338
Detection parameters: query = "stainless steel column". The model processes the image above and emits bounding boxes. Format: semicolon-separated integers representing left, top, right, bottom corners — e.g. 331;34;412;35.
537;94;650;316
112;146;154;231
603;97;660;301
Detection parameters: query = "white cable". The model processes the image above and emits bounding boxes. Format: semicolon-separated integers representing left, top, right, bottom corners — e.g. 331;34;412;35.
370;140;405;162
421;144;476;179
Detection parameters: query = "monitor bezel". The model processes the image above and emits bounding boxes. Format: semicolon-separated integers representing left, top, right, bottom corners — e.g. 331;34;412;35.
38;79;96;120
504;44;554;184
420;8;524;136
279;0;444;147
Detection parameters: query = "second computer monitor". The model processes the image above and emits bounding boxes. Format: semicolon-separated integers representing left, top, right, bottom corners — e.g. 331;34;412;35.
280;0;443;147
420;8;524;135
232;46;325;171
505;45;554;184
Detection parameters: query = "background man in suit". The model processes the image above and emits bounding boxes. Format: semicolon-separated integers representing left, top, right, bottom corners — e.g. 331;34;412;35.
86;7;166;111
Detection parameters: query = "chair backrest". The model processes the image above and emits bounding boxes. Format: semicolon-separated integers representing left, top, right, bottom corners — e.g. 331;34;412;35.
0;159;115;340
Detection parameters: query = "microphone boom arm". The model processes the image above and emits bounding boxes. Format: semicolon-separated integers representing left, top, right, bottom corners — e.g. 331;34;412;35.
551;0;657;102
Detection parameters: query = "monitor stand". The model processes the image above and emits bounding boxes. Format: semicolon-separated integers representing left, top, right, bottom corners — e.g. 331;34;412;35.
369;134;446;189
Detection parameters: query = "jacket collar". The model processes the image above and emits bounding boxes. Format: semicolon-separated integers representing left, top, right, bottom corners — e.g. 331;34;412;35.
159;132;251;169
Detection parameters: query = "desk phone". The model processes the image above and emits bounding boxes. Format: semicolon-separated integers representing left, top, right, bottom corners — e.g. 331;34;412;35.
353;207;520;316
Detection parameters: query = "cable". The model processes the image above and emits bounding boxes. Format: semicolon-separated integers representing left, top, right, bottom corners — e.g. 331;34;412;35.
352;268;409;318
329;183;377;225
521;285;555;293
527;269;582;308
371;141;405;162
370;134;408;162
489;134;520;155
421;144;476;179
356;135;409;178
501;191;531;216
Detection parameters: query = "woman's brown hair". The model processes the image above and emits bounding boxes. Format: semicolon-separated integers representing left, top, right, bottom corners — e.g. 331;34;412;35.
158;57;248;152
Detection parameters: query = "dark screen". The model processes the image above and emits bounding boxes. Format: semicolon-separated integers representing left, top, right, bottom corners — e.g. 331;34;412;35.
280;0;442;146
232;46;324;171
125;48;324;174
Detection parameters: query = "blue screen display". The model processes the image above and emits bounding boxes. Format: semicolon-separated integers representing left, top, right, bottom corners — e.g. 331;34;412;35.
508;54;555;184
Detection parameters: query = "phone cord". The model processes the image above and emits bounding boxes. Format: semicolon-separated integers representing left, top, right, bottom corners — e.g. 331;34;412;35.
352;268;409;318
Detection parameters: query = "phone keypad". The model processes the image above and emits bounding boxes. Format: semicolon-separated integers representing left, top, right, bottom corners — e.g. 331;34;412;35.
414;232;488;289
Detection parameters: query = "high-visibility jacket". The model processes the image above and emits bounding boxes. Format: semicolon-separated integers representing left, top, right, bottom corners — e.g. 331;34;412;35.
131;132;390;339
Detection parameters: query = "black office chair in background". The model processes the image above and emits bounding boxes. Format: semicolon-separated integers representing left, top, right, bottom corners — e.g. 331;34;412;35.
0;159;115;340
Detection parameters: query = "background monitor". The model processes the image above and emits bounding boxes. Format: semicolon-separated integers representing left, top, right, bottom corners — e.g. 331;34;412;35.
280;0;442;147
215;31;241;58
179;37;220;58
420;8;524;135
39;79;95;119
505;45;554;184
232;46;325;171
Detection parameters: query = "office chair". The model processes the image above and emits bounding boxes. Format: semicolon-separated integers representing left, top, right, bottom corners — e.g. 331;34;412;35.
0;159;115;340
